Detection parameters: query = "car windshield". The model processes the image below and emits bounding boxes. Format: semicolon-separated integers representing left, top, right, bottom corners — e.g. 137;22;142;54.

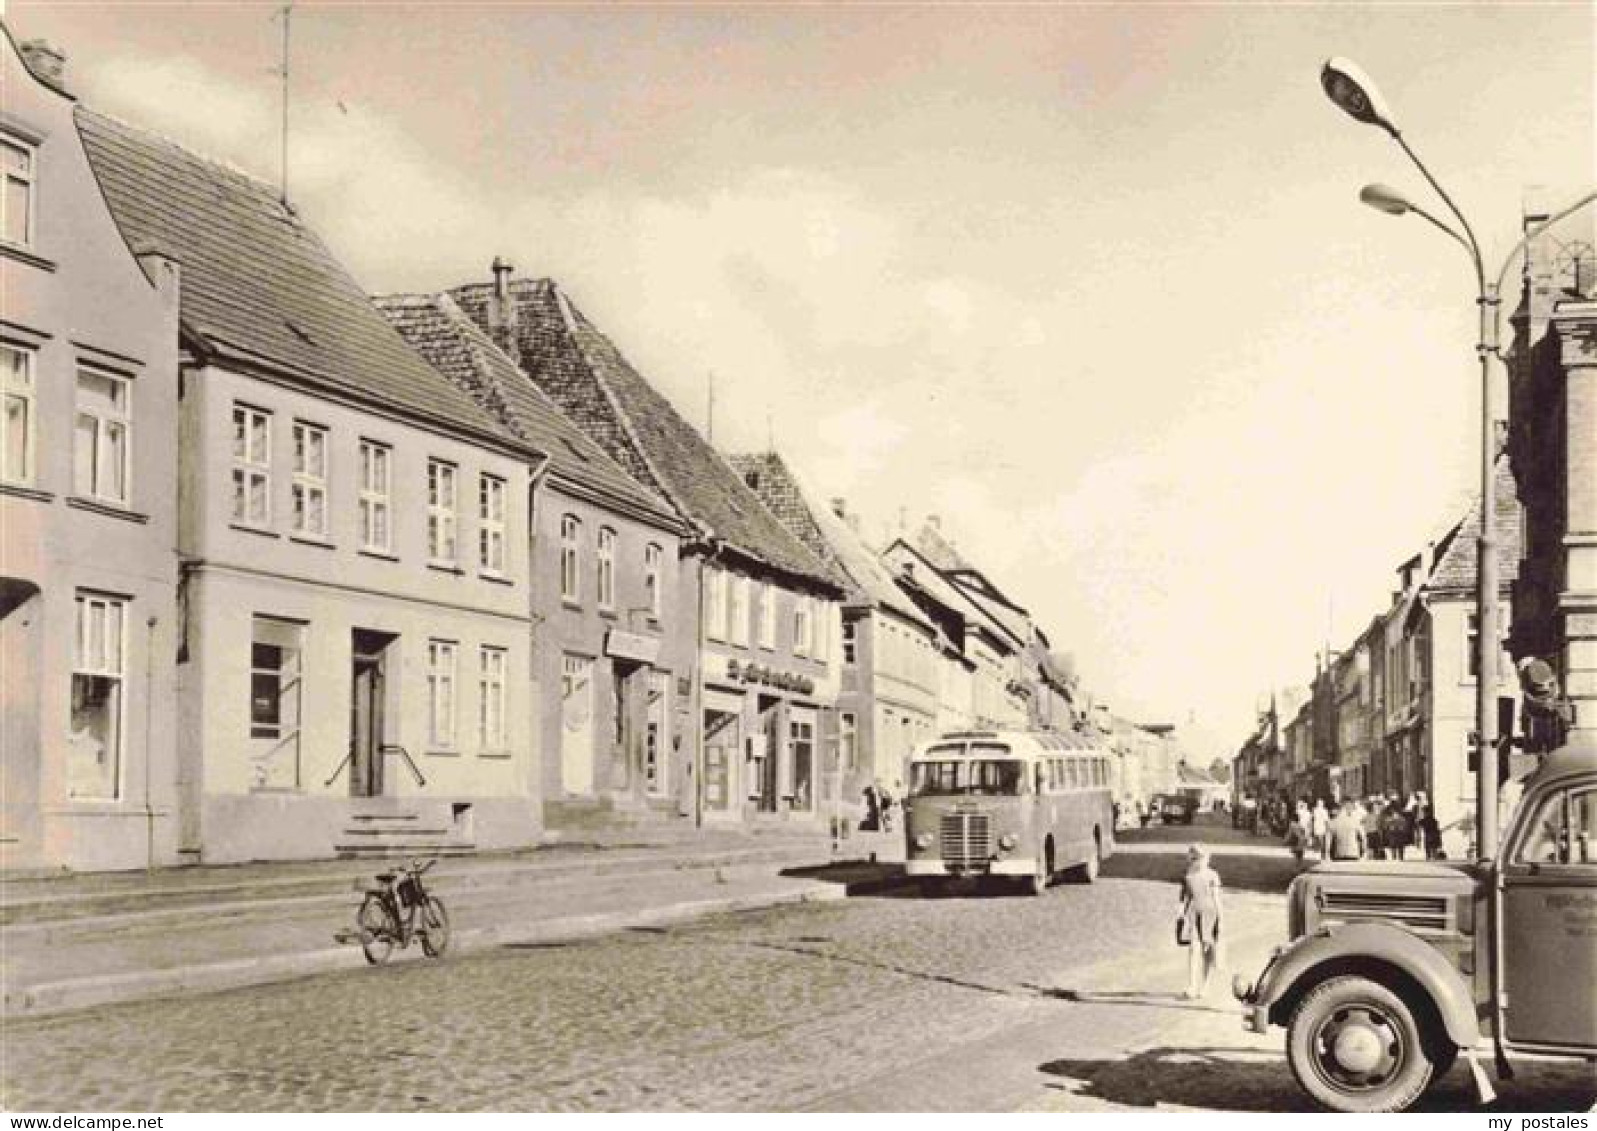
910;759;1028;797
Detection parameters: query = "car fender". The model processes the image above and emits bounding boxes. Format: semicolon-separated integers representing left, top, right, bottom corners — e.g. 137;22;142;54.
1253;921;1479;1049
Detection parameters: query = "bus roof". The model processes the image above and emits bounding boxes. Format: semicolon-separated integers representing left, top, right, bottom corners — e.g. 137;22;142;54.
912;729;1109;759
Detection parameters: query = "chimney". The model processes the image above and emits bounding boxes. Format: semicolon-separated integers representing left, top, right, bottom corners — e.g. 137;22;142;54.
927;514;942;532
487;256;520;365
830;497;846;519
19;40;68;93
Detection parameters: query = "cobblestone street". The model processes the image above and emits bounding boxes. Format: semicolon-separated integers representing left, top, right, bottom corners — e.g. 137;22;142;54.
5;824;1593;1112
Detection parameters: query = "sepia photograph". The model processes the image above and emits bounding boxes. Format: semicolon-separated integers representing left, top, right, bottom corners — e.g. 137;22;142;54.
0;0;1594;1117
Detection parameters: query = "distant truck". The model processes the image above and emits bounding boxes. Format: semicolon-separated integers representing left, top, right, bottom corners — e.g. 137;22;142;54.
1233;740;1597;1112
1150;793;1196;825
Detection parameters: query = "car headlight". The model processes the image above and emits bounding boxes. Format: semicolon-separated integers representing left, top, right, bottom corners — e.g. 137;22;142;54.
915;832;934;850
998;833;1017;850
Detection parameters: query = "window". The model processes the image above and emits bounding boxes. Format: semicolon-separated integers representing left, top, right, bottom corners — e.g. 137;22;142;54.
427;460;457;563
644;543;663;618
1517;785;1597;866
290;422;328;538
597;527;617;608
75;368;130;503
249;617;304;790
425;640;457;748
479;474;506;573
478;646;507;751
840;711;857;770
69;593;124;800
793;597;811;658
2;136;35;247
560;515;581;601
704;568;728;641
358;440;391;551
759;583;777;649
2;344;35;484
841;618;857;666
814;602;830;662
729;575;750;647
232;406;271;526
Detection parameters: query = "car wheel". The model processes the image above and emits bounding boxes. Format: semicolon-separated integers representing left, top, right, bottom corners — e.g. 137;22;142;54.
1286;975;1435;1113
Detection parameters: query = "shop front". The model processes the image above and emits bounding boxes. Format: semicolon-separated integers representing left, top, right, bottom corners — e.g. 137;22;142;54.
700;651;833;825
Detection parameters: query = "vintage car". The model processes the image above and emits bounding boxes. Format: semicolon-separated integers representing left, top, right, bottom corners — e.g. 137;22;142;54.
1152;793;1196;825
1233;739;1597;1112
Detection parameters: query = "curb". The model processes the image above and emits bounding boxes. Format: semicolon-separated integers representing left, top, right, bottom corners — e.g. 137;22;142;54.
1;876;897;1021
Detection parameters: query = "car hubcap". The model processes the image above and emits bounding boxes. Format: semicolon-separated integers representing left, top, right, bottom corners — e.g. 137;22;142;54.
1315;1006;1402;1089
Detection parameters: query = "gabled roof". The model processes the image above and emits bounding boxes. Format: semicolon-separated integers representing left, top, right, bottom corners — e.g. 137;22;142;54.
882;537;1019;655
1424;460;1523;596
448;278;841;592
728;452;934;631
374;293;680;532
76;109;532;456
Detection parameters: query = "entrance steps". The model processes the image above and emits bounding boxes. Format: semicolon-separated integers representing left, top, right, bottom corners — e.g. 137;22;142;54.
334;802;475;859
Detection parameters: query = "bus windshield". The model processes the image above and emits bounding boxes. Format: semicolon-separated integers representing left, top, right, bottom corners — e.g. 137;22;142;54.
910;759;1028;797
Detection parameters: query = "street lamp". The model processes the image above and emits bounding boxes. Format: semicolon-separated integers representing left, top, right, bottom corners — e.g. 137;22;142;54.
1325;57;1597;857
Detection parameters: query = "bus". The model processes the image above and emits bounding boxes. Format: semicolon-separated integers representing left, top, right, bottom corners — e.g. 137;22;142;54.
903;729;1115;895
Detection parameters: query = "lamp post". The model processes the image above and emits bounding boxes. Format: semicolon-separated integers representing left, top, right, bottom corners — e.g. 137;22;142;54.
1322;57;1597;858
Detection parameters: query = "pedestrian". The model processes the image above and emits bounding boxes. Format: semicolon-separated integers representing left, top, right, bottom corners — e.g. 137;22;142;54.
1383;794;1410;860
1311;799;1330;860
1419;803;1441;860
880;782;897;832
1327;800;1367;861
1285;814;1309;865
1177;844;1224;999
861;783;880;831
1365;796;1386;859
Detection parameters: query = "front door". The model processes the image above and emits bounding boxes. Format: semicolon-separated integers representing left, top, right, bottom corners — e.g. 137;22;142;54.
1501;777;1597;1049
349;655;385;798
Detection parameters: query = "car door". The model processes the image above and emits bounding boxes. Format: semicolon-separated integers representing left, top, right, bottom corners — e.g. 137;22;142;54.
1501;777;1597;1049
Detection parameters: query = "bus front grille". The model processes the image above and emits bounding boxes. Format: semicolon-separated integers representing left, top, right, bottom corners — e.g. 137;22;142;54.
940;811;992;868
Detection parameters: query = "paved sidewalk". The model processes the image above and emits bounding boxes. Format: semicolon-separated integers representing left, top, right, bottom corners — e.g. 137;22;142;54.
1;827;908;1019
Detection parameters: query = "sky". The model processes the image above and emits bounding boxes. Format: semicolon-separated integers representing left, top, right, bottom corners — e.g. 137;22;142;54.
12;0;1594;754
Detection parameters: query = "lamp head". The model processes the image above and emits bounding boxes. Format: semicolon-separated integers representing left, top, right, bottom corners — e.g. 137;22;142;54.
1359;183;1413;216
1321;57;1397;134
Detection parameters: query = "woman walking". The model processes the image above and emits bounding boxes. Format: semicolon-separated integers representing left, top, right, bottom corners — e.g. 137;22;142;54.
1178;844;1224;999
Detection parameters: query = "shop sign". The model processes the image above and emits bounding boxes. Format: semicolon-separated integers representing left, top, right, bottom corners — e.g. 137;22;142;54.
722;656;815;696
606;629;661;665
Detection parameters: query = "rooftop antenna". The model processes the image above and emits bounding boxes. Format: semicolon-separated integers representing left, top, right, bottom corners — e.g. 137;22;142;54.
766;411;774;452
706;372;715;445
274;3;293;204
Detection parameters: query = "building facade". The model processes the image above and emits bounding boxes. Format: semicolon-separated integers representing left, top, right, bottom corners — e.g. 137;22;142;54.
448;270;846;828
377;290;692;829
1;31;182;870
81;111;548;862
1508;198;1597;746
730;455;940;801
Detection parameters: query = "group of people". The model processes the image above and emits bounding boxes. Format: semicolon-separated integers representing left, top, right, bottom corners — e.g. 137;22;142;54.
860;781;897;832
1282;792;1443;863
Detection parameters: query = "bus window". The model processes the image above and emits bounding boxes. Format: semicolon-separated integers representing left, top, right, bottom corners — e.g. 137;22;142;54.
910;759;1027;797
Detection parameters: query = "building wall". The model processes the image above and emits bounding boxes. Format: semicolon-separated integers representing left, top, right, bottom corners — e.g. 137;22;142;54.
693;557;839;826
0;37;182;871
531;479;688;816
177;363;535;861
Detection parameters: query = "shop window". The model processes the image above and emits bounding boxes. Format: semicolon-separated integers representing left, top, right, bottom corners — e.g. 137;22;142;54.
790;715;815;811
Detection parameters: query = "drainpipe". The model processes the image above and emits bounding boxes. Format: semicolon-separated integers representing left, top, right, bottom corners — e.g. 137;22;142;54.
144;613;159;871
526;453;552;816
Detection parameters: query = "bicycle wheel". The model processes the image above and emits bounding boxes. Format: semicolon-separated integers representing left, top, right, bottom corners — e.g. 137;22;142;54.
357;893;397;965
420;895;450;958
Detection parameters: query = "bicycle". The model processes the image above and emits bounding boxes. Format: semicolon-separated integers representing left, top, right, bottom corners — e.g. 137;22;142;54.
350;858;450;965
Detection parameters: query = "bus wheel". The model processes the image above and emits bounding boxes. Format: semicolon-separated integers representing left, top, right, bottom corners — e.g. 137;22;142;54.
1026;842;1053;896
1073;833;1101;884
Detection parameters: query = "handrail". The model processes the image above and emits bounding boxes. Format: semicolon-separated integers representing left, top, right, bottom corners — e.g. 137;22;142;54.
380;744;427;787
324;745;354;788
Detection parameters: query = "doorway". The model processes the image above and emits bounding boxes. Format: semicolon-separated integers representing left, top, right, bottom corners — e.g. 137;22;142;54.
349;629;394;798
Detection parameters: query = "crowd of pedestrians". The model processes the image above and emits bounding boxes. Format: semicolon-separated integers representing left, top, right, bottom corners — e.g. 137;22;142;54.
1271;791;1444;864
